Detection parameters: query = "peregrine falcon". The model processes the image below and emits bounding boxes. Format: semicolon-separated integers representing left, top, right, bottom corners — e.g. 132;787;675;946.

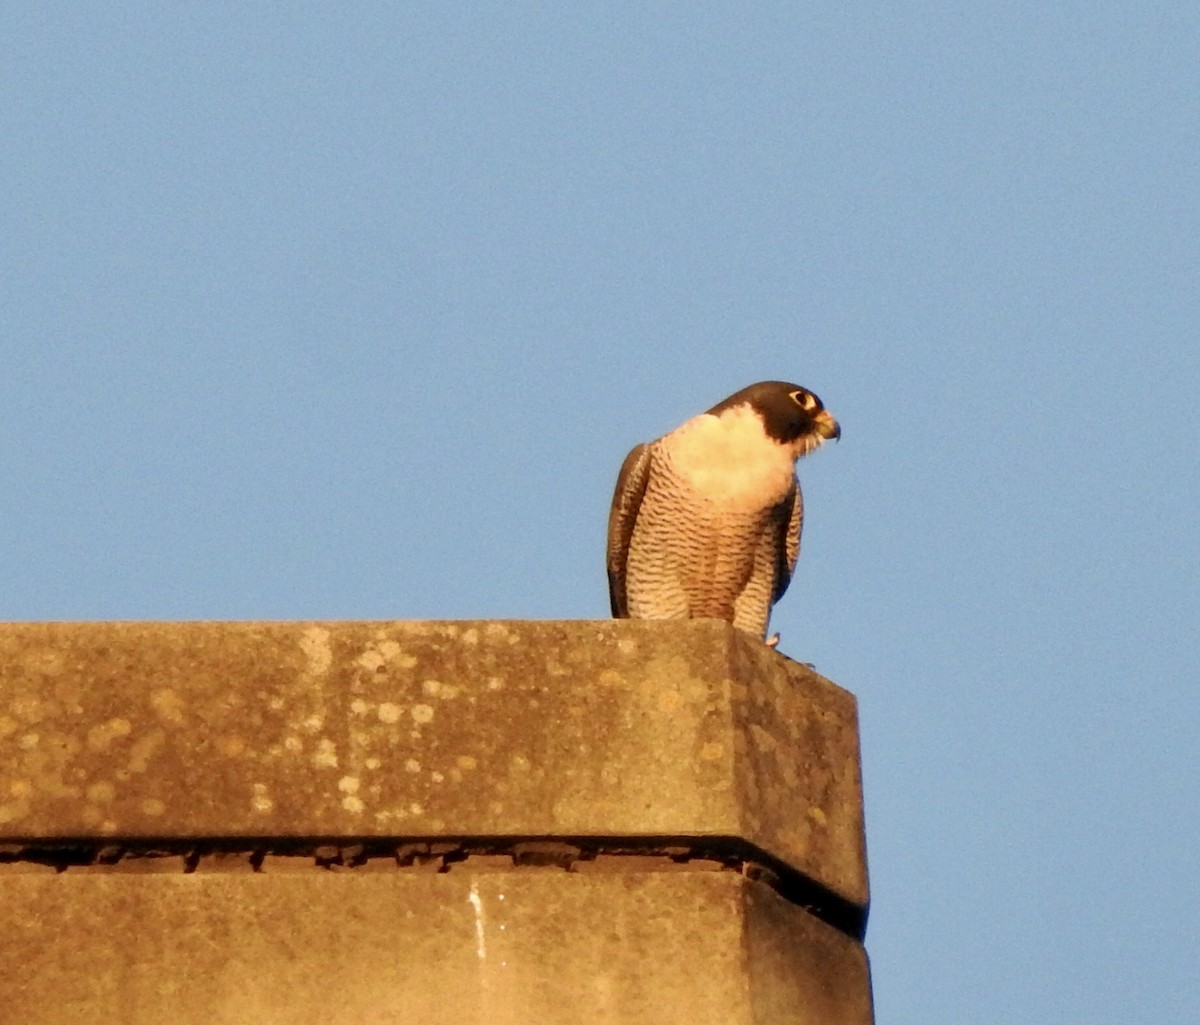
607;381;840;642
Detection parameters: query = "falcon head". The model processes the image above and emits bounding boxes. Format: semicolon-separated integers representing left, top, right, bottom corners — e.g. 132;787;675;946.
707;380;840;457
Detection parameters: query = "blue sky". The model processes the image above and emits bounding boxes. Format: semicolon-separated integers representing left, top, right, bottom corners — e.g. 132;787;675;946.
3;5;1197;1021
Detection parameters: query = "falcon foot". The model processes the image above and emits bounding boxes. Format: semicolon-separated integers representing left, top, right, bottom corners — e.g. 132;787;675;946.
765;633;781;649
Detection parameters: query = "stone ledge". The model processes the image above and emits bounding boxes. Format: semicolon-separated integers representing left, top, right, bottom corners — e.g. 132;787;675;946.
0;836;861;936
0;619;867;928
0;870;874;1025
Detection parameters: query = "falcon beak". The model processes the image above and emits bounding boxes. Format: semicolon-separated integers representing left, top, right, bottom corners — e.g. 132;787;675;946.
815;411;841;442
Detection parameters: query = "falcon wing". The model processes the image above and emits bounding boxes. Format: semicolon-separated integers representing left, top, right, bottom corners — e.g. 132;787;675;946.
771;477;804;604
606;443;652;618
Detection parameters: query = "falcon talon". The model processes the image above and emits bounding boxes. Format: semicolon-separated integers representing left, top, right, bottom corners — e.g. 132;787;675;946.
766;633;781;649
607;381;839;642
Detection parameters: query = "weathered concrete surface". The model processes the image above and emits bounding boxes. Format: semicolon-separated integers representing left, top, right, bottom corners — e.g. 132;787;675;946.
0;619;866;916
0;868;872;1025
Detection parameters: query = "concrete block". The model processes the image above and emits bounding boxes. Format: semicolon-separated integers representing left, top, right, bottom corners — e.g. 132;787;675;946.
0;619;873;1021
0;619;867;921
0;869;871;1025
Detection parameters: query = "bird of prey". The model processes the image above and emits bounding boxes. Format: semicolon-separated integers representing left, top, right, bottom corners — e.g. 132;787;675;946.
607;380;840;643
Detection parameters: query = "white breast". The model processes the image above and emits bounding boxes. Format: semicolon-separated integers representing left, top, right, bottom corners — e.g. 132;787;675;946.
657;406;797;510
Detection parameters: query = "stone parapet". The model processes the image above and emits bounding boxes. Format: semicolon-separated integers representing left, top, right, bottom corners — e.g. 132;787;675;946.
0;619;872;1023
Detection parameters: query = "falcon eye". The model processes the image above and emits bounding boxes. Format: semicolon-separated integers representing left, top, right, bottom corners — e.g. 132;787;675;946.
789;390;817;411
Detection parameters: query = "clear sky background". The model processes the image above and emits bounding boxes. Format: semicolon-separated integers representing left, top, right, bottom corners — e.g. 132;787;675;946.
3;5;1197;1022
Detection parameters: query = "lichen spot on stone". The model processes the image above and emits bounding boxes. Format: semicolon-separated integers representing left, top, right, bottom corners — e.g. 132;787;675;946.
313;738;338;769
127;730;165;774
411;704;435;725
338;776;360;794
0;802;28;824
87;718;132;751
300;626;333;675
150;688;185;725
356;648;385;672
342;795;365;814
484;622;513;642
140;798;166;817
405;758;421;773
11;694;45;723
657;689;683;711
350;698;369;716
377;702;402;724
251;783;274;813
298;628;333;676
